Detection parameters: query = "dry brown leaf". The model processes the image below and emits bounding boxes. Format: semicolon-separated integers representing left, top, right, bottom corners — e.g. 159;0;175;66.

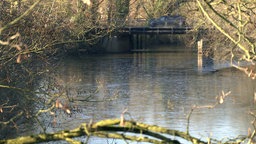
120;114;125;126
50;111;55;115
16;54;21;63
219;96;224;104
55;100;63;108
65;109;71;114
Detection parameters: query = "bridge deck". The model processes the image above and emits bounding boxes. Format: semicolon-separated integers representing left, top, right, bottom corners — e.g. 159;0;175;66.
120;27;192;34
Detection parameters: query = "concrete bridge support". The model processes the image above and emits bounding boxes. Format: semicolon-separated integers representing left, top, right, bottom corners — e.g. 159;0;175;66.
129;34;149;51
103;33;152;52
103;34;130;53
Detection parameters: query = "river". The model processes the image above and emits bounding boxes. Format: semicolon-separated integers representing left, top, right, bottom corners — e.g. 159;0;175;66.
19;46;256;143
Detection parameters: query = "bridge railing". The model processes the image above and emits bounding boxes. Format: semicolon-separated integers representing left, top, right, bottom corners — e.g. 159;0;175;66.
120;27;192;34
93;18;192;35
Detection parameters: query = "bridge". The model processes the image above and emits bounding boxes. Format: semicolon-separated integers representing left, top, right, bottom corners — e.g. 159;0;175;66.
101;18;193;52
112;26;192;51
120;27;192;35
102;20;207;71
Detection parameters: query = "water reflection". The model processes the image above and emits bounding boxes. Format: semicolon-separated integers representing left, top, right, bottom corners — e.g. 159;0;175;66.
36;51;255;142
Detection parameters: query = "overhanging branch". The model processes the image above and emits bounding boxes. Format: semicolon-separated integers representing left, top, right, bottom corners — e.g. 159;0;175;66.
196;0;251;60
0;0;42;34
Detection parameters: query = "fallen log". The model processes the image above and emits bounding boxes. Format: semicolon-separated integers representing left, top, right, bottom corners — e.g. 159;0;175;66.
0;118;246;144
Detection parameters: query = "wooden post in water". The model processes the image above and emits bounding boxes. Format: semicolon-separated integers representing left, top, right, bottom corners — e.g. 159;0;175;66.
197;39;203;71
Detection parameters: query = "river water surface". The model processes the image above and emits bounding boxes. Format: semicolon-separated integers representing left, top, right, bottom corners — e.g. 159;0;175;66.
28;47;256;143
